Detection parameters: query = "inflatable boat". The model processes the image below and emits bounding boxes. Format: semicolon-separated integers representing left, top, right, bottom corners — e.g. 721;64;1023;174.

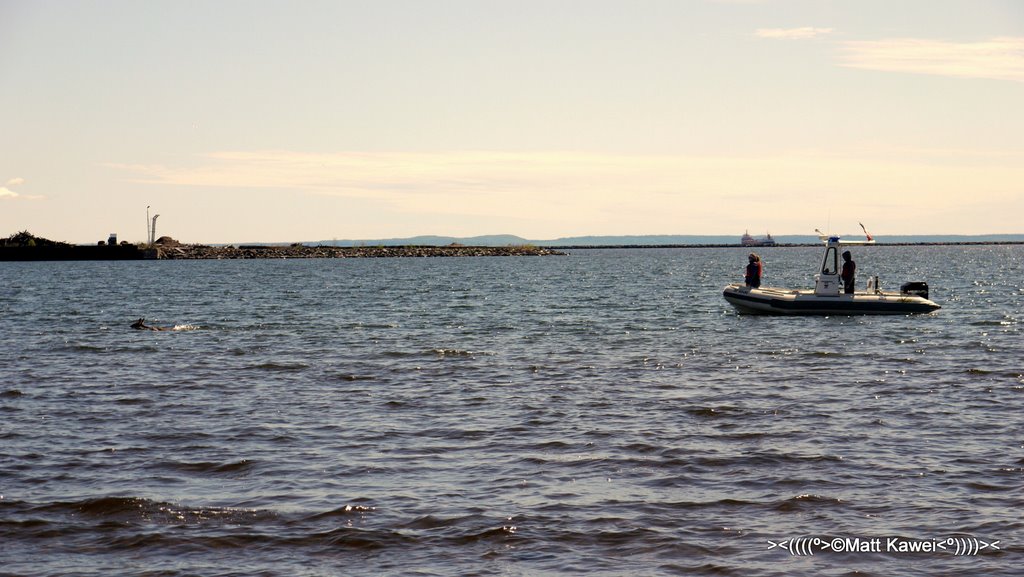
723;236;940;315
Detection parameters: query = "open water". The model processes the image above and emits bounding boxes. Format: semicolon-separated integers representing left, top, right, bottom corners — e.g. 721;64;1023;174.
1;245;1022;576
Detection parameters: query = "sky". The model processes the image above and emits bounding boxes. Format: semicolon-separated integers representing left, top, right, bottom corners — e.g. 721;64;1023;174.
2;0;1023;244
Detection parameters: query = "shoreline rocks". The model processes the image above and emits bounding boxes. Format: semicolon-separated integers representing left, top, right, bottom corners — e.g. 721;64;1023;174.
154;244;565;259
0;232;565;260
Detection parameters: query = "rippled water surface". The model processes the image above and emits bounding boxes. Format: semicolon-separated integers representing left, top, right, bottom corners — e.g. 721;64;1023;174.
2;246;1022;576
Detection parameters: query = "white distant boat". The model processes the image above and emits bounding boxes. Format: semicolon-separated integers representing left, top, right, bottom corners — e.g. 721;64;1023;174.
741;231;776;247
723;235;940;315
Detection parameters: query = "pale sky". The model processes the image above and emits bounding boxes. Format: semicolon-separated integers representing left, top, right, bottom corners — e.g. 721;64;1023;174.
2;0;1023;244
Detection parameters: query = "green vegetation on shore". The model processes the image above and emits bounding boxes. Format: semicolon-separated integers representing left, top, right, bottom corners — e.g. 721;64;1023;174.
1;231;72;249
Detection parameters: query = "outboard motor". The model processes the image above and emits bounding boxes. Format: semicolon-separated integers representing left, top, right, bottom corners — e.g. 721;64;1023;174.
866;276;881;293
901;281;929;300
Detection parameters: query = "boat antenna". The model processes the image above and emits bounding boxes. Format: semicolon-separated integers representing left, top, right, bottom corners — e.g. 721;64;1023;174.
859;222;873;242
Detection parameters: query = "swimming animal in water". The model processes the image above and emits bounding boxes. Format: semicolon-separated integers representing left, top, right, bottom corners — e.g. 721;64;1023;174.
130;318;172;331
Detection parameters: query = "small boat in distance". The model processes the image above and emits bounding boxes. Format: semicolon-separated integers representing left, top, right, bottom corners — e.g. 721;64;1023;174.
723;234;941;315
741;230;777;247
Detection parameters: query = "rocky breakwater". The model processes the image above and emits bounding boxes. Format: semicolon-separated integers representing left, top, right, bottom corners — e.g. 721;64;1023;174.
155;243;564;259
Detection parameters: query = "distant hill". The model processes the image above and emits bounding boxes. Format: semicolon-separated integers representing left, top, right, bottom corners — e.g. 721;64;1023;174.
317;234;751;247
319;234;532;247
861;234;1024;244
312;233;1024;247
539;235;741;246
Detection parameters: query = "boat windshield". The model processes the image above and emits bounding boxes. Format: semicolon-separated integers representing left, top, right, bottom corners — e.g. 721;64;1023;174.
821;246;838;275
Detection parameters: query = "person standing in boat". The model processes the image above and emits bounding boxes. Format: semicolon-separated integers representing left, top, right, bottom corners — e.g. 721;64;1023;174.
841;250;856;294
745;253;762;288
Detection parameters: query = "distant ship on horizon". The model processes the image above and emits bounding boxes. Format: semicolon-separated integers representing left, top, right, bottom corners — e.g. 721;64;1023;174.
741;230;777;247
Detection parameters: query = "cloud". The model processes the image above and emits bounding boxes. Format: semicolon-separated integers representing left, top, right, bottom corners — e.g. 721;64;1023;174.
109;151;684;225
755;27;834;40
105;148;1024;235
840;36;1024;82
0;177;39;200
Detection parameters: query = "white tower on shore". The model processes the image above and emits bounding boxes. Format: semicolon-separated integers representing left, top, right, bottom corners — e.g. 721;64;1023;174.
146;206;160;245
150;214;160;245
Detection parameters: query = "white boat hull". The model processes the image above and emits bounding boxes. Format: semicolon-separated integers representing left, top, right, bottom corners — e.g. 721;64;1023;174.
722;284;941;315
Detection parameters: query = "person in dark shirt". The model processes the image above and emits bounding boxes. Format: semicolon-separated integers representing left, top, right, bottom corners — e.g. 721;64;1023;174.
840;250;856;294
745;253;762;288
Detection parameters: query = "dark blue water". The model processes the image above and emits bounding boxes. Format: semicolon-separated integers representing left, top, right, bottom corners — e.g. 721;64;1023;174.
1;246;1021;576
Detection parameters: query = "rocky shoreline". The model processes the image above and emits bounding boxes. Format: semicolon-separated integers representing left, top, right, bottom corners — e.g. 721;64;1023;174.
0;232;564;260
5;231;1019;262
156;243;565;259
